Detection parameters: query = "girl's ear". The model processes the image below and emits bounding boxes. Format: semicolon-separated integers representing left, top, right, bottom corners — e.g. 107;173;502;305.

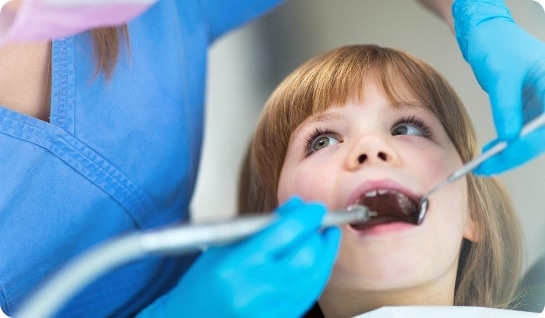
463;213;479;242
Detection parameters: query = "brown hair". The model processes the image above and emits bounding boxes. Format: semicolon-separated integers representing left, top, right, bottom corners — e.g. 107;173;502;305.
238;45;522;308
90;26;129;79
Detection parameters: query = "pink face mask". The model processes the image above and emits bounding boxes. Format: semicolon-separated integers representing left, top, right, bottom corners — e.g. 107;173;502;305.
0;0;157;44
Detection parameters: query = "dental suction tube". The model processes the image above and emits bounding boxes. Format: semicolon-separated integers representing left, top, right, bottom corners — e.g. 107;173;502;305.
16;205;374;318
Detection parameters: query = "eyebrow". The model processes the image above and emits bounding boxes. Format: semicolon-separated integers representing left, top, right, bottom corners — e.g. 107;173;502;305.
290;101;435;142
395;101;441;120
291;112;343;142
392;101;428;111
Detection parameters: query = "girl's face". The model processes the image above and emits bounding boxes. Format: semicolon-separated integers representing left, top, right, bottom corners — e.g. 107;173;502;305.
277;80;475;299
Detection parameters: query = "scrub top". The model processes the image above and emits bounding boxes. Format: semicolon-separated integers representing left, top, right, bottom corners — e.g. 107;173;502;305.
0;0;283;316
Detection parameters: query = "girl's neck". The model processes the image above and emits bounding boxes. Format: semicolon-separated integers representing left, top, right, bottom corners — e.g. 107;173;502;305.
318;280;455;318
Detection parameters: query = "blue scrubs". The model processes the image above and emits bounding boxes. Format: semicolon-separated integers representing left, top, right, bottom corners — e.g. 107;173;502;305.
0;0;283;316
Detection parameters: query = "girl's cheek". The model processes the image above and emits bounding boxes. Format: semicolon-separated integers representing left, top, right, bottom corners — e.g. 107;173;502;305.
279;167;327;203
291;172;320;199
421;150;456;180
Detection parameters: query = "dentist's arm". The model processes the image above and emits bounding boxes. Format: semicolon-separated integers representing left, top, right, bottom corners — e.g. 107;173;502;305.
416;0;454;31
454;0;545;175
137;197;341;318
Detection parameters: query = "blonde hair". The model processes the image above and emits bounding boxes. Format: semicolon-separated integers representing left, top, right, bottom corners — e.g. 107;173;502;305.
238;45;522;307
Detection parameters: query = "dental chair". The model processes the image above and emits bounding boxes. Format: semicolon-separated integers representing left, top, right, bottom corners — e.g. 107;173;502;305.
515;255;545;313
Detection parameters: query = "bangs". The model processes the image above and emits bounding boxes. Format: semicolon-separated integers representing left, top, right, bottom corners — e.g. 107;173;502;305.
262;45;473;152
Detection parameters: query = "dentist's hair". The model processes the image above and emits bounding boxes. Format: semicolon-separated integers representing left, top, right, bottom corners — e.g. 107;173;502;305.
238;45;522;308
91;27;129;78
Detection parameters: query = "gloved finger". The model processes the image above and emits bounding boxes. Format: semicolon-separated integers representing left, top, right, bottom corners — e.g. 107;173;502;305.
259;289;318;318
200;197;318;258
195;198;325;267
275;196;305;216
299;227;341;292
522;62;545;122
480;138;501;153
136;293;175;317
237;200;327;259
285;230;340;316
469;23;525;142
264;228;340;317
487;73;524;141
474;127;545;175
280;226;341;268
227;230;336;318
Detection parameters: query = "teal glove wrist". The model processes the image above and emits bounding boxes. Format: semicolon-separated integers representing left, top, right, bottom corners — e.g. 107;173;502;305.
453;0;545;175
137;197;341;317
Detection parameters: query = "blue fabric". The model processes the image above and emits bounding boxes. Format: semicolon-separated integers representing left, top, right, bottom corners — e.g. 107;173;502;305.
0;0;283;316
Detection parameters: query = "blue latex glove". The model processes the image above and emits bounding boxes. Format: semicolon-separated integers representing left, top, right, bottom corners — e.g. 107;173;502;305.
137;197;341;317
454;0;545;175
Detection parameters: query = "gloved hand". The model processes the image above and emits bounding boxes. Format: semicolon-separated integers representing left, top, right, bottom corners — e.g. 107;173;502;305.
453;0;545;175
137;197;341;318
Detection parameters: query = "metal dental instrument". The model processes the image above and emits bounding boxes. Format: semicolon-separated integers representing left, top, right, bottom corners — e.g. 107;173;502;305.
417;113;545;224
141;204;377;254
17;205;376;318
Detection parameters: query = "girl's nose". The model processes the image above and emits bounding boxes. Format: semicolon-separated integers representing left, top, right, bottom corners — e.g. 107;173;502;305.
347;135;400;170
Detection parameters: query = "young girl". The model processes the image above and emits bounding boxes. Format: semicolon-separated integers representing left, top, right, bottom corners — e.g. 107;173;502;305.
238;44;523;317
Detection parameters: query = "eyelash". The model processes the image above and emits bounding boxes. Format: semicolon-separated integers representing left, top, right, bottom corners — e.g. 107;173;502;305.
392;115;432;137
304;128;339;155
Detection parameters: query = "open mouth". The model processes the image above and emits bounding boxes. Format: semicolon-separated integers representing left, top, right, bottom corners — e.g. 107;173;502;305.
350;189;419;230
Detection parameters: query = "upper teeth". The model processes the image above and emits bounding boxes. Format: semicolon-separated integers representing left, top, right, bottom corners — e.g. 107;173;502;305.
365;190;377;197
364;189;390;197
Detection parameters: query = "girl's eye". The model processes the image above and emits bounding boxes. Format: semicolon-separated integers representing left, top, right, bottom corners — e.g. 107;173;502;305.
391;125;423;136
312;135;339;151
391;116;432;138
305;129;341;155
